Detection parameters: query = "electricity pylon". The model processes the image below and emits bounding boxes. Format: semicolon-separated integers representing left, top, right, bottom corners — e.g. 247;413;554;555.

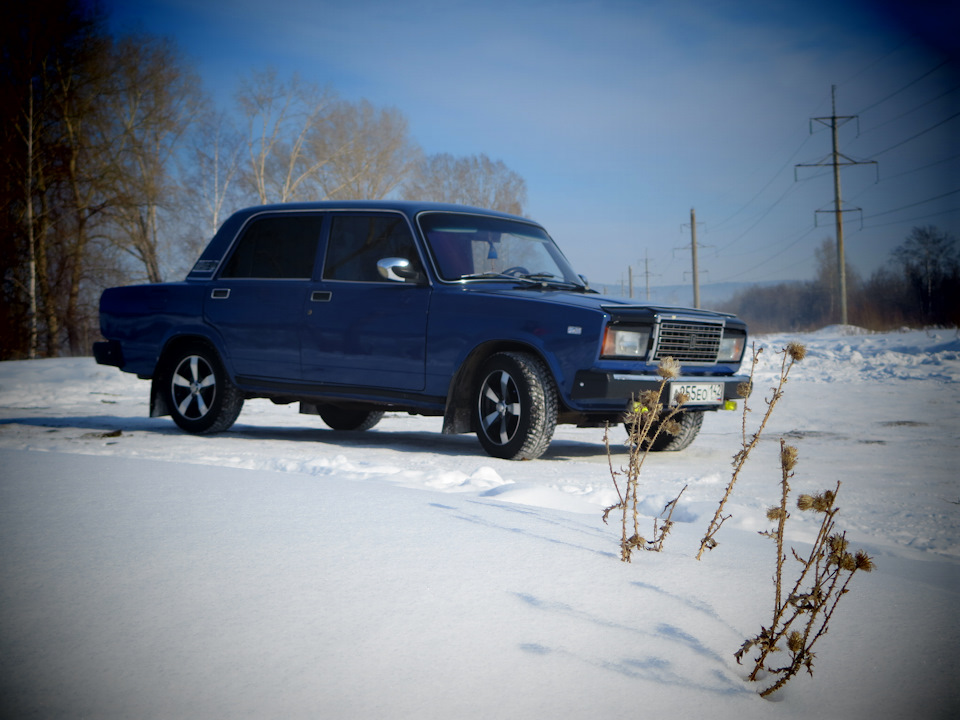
795;85;878;325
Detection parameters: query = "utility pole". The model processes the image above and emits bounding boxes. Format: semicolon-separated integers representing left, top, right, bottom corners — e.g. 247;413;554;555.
642;250;655;300
679;208;705;308
644;253;651;300
633;250;658;301
690;208;700;308
796;85;877;326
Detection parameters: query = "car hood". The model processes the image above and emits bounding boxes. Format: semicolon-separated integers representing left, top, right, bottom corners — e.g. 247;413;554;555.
456;283;735;321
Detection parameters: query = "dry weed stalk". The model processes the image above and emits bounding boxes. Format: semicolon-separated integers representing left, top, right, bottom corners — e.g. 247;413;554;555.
695;342;806;560
602;357;688;561
648;484;688;552
735;451;874;698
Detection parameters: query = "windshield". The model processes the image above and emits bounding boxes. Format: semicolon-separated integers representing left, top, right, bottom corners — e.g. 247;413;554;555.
418;212;584;287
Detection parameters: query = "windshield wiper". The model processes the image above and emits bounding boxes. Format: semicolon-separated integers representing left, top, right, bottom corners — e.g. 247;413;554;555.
516;272;590;291
459;272;540;284
458;271;589;291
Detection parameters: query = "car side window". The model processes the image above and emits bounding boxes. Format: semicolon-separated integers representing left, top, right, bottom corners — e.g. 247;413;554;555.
220;214;324;279
323;214;421;282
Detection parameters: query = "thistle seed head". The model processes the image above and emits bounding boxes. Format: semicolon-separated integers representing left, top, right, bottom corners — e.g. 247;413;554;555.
657;356;681;379
766;506;786;521
737;380;753;398
803;491;836;513
787;631;804;653
780;444;799;472
638;390;661;411
855;551;874;572
828;534;849;554
663;419;681;436
674;391;689;406
786;342;807;362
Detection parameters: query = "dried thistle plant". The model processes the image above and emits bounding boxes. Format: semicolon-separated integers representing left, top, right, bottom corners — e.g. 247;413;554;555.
735;453;874;698
696;342;805;560
602;356;688;561
647;484;688;552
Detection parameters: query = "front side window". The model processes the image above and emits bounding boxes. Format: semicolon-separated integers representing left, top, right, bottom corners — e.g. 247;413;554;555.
323;214;421;282
220;214;323;279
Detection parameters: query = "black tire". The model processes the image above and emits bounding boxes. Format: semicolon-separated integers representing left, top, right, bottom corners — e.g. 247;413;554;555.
165;344;243;434
629;409;704;452
317;405;385;431
474;351;558;460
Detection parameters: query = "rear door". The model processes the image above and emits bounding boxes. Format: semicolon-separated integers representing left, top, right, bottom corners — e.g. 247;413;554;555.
204;212;324;381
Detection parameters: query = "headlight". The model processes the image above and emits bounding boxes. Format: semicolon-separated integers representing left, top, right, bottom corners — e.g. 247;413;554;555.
601;327;650;358
717;330;746;362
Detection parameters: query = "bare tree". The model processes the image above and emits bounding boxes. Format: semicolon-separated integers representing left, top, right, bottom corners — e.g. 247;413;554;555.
188;108;245;236
104;34;203;283
401;152;527;215
814;237;860;325
1;0;111;356
891;226;958;321
236;69;337;204
318;99;421;200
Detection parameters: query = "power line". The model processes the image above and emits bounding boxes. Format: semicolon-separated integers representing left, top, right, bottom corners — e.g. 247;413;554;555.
862;188;960;220
855;152;960;190
872;110;960;157
855;84;960;138
715;224;818;282
711;133;814;232
714;179;806;253
862;206;960;229
838;42;908;87
854;60;951;115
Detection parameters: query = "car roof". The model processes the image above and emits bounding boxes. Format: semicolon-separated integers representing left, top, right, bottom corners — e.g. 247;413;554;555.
227;200;533;224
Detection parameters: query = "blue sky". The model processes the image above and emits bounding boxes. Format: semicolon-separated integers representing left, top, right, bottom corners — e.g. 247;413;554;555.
107;0;959;294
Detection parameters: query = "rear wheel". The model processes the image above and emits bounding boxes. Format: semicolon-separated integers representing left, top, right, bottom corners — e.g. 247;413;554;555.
317;405;385;431
474;352;557;460
165;344;243;434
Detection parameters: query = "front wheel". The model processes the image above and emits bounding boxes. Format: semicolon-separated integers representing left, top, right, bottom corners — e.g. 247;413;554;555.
165;344;243;434
627;409;704;451
474;352;558;460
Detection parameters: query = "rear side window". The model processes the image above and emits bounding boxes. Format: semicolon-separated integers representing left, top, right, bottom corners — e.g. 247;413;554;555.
220;214;324;279
323;214;421;282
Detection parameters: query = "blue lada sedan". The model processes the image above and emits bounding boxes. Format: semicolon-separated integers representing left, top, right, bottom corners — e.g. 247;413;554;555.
94;201;749;459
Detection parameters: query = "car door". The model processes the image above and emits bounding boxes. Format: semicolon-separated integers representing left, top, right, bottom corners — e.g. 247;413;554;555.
300;211;431;391
204;212;324;382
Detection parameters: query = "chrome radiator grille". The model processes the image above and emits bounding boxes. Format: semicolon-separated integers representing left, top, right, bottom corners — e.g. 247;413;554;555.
653;321;723;363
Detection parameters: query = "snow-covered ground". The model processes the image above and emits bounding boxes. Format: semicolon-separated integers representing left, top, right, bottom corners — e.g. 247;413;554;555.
1;326;958;719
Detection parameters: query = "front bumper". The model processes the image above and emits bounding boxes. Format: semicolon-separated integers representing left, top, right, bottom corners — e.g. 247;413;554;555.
571;369;751;407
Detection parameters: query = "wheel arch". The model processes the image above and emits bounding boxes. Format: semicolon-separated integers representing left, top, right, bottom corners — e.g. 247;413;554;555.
441;340;562;435
150;333;230;418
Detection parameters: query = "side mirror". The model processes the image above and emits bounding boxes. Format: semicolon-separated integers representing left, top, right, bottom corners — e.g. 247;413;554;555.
377;257;422;283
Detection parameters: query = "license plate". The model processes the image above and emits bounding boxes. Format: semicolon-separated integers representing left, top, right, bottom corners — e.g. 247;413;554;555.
670;382;723;405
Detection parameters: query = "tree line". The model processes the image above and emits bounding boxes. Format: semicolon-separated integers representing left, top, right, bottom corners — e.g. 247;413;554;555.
1;0;528;360
717;227;960;333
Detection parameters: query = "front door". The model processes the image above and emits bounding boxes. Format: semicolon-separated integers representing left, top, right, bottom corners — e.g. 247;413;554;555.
300;212;430;391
